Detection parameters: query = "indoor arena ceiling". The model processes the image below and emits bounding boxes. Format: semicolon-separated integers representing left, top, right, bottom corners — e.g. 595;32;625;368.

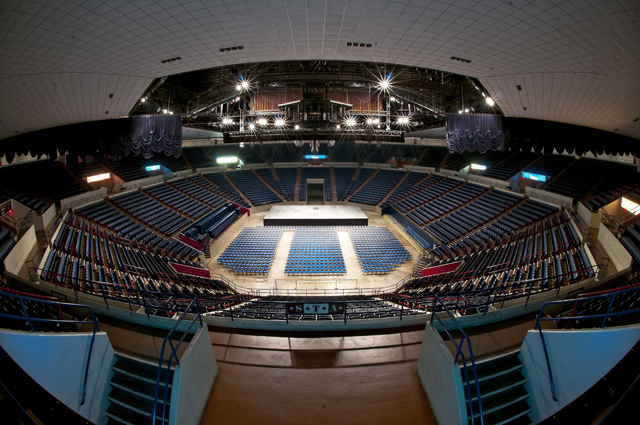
0;0;639;142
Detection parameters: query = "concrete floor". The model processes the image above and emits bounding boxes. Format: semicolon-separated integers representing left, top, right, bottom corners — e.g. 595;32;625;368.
206;209;421;294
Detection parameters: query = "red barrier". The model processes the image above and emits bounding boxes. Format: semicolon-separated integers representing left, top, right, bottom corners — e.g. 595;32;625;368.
422;261;462;277
170;263;211;278
178;233;204;251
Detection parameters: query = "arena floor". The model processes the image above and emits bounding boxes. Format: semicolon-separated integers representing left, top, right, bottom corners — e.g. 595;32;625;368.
206;209;421;293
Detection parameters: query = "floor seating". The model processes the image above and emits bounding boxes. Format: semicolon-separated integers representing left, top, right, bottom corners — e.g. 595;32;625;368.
218;227;284;275
285;227;346;276
347;227;410;274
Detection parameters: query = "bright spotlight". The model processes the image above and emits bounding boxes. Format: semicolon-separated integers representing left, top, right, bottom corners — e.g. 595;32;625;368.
390;96;396;102
465;108;469;113
366;118;373;125
162;109;168;114
294;124;300;130
373;118;380;125
397;116;410;125
141;98;146;103
486;97;495;106
458;110;463;114
258;118;268;126
241;81;249;89
168;111;173;114
249;123;256;130
236;84;242;91
336;125;341;129
378;78;391;90
235;96;240;101
274;118;285;127
239;142;244;148
346;118;356;127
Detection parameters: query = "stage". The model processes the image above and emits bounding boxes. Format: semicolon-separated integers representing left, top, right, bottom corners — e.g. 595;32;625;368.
263;205;369;226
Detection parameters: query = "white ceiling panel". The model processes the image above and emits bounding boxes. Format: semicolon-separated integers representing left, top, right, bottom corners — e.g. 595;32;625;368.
0;0;638;139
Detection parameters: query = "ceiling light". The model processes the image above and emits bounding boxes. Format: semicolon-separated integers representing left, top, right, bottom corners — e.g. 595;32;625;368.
162;109;168;114
249;123;255;130
275;118;285;127
378;78;390;90
235;96;240;101
239;142;244;148
458;110;462;114
241;81;249;89
294;124;300;130
486;97;495;106
169;111;173;114
373;118;380;125
141;98;146;103
465;108;469;113
236;84;242;91
258;118;267;126
336;125;341;129
366;118;373;125
346;118;356;127
390;96;396;102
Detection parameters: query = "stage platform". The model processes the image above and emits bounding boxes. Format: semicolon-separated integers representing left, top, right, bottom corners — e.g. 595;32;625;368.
264;205;368;226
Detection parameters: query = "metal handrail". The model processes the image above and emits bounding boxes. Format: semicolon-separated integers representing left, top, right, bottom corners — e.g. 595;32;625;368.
152;297;202;425
430;296;484;425
534;284;640;402
0;290;100;406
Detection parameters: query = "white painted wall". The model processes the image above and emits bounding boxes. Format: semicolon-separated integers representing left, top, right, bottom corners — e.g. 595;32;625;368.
520;326;640;423
577;201;602;229
525;187;573;209
10;198;33;222
60;188;107;211
416;324;466;425
3;224;36;274
0;330;114;424
468;174;509;189
598;222;632;271
169;325;218;425
121;175;163;191
40;203;58;231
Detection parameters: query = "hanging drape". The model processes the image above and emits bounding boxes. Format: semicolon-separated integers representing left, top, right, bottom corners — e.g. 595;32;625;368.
445;113;505;153
0;115;183;163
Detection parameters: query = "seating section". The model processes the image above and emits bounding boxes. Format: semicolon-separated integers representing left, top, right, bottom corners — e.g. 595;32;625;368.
40;215;233;308
0;289;67;332
0;228;16;268
131;155;189;172
444;152;481;171
183;147;216;168
110;191;191;235
285;227;346;275
299;167;332;201
524;154;575;180
381;172;426;207
349;170;405;205
67;161;111;180
0;160;86;211
334;168;356;200
415;147;447;168
621;223;640;265
218;227;284;275
181;204;240;246
348;227;410;274
144;183;210;219
227;170;282;205
343;168;375;200
202;173;250;207
424;189;520;245
211;295;421;321
103;159;150;182
330;141;358;162
255;168;288;200
274;168;298;200
482;152;539;180
169;177;228;209
583;172;639;212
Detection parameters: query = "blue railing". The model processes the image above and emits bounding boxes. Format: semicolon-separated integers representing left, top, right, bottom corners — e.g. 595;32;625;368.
0;289;100;406
534;284;640;402
152;297;203;425
430;296;484;425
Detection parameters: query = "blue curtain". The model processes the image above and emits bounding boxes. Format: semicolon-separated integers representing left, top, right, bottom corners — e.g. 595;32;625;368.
126;115;183;158
446;113;505;153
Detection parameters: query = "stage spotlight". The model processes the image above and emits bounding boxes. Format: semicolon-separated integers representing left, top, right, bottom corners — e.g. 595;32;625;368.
235;96;240;101
346;118;356;127
458;110;463;114
162;109;168;114
366;118;373;125
141;98;146;103
294;124;300;130
397;116;410;125
465;108;469;113
249;123;255;130
236;84;242;91
373;118;380;125
168;111;173;114
336;125;341;129
390;96;396;102
486;97;495;106
258;118;268;126
239;142;244;148
275;118;285;127
378;77;391;90
242;81;249;89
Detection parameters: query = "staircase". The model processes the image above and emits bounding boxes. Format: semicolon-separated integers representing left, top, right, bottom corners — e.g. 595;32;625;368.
105;353;174;425
346;168;379;201
330;167;337;201
222;172;254;207
379;171;409;205
463;350;531;425
294;167;301;201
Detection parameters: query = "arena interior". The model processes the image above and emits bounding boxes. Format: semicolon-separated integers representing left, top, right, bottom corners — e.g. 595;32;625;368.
1;1;640;425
